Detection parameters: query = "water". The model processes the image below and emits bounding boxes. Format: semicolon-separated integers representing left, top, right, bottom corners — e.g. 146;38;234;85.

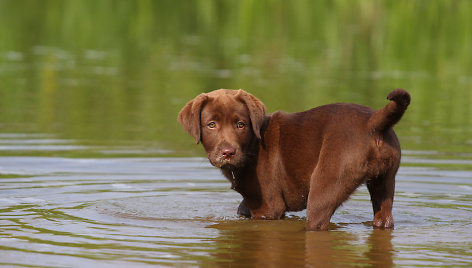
1;1;472;267
0;135;471;267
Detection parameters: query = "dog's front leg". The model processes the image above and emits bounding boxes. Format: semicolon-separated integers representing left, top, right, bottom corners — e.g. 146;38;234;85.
244;195;286;220
237;199;251;217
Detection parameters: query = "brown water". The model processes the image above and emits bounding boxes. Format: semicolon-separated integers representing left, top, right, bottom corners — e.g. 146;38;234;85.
0;135;471;267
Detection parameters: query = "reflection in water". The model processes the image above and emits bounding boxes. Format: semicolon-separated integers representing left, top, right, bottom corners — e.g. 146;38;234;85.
0;156;471;266
208;221;394;267
363;230;394;268
208;221;307;266
304;231;367;267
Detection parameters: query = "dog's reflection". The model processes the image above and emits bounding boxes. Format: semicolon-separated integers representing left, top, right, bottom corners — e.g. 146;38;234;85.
206;221;394;267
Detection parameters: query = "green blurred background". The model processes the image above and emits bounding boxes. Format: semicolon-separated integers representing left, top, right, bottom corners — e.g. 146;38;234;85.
0;0;471;157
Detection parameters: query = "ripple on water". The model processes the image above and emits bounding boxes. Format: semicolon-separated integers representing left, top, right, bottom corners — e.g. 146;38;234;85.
0;156;471;267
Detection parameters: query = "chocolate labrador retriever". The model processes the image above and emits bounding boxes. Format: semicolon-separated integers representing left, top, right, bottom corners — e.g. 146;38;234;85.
178;89;410;230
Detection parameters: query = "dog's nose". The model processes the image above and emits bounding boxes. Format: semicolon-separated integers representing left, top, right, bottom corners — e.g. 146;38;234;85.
221;147;236;159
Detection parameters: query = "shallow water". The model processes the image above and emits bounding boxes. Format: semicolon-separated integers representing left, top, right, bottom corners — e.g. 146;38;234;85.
1;143;471;267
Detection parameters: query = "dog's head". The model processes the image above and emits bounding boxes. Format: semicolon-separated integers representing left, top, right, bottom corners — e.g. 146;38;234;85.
178;89;266;169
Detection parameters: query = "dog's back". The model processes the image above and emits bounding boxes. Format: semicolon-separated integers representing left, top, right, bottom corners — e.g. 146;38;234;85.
260;97;407;214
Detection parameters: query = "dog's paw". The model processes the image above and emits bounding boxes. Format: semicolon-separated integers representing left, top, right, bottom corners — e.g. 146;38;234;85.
373;217;394;229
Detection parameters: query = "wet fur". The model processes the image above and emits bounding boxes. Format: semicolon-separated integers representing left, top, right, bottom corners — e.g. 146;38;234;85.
178;89;410;231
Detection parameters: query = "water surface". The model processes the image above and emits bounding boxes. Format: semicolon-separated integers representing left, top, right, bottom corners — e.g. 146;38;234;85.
0;136;471;267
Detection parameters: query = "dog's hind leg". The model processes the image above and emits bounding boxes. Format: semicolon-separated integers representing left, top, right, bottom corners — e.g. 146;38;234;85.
305;166;360;231
366;169;396;229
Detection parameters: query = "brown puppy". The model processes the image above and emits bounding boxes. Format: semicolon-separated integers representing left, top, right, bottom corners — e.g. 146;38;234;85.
178;89;410;231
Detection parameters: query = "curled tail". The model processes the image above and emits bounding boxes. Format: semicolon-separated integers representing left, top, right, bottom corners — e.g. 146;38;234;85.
368;89;411;133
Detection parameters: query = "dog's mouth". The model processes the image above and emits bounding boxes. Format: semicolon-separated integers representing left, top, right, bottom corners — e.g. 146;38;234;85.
210;159;238;169
209;154;243;169
221;162;237;170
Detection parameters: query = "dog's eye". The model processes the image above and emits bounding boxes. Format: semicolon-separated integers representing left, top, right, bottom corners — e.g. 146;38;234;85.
236;122;246;129
207;122;216;128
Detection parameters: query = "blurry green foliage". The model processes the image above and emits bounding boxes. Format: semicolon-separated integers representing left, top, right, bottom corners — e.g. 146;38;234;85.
0;0;471;155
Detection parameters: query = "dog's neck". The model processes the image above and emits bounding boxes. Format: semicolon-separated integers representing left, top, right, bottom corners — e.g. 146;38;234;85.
220;145;258;191
223;167;238;190
221;115;271;208
220;136;263;206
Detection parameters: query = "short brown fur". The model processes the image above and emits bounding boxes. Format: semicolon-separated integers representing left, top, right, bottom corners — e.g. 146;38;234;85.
178;89;410;231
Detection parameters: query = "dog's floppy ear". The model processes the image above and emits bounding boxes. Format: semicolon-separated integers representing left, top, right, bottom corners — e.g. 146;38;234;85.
237;89;266;139
178;93;208;144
